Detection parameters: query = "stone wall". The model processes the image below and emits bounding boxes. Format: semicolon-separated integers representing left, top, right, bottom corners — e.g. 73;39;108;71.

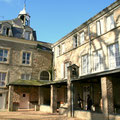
53;3;120;81
0;39;52;83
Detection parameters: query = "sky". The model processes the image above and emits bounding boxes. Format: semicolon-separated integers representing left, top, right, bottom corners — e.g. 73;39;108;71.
0;0;117;43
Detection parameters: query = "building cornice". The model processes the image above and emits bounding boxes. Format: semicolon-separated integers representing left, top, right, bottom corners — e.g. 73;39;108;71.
52;0;120;47
0;35;52;49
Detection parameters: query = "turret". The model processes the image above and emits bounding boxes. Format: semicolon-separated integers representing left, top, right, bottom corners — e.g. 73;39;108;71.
18;5;30;26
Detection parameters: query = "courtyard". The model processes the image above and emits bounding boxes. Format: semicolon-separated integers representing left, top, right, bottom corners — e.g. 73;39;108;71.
0;110;80;120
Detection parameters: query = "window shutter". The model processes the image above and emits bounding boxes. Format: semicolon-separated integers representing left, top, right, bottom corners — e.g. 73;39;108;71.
87;55;89;73
110;15;115;30
97;21;100;35
100;19;104;34
57;46;60;56
61;63;64;79
77;34;80;46
73;37;75;48
80;32;84;44
62;44;65;54
107;15;115;31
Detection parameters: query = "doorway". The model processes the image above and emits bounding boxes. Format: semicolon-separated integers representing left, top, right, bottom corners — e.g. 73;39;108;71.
83;86;90;110
0;93;6;109
19;93;29;109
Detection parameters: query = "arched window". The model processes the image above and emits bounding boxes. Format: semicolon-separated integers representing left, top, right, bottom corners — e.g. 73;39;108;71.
40;71;49;80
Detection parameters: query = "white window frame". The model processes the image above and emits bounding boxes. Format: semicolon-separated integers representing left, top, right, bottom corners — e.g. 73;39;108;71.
97;19;104;36
25;31;31;40
81;54;89;75
106;14;115;32
57;45;60;56
80;32;84;45
108;42;120;69
21;74;31;80
61;63;64;79
93;49;104;72
0;71;8;87
0;47;10;64
21;51;32;66
61;43;65;54
64;62;70;79
3;27;10;36
73;35;77;48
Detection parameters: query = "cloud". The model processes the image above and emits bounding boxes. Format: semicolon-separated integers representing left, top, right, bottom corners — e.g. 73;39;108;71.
0;0;13;3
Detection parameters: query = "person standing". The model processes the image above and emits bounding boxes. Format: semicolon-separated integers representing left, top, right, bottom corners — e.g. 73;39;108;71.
77;94;83;109
87;95;93;110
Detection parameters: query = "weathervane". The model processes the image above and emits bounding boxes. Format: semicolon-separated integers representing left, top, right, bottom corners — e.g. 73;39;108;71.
24;0;26;8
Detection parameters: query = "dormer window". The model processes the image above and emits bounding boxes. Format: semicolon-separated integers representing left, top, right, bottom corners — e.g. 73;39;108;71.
3;27;10;36
25;31;30;40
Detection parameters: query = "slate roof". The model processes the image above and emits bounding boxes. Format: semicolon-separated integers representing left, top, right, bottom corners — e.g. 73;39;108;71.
0;18;37;41
12;27;23;38
13;18;23;27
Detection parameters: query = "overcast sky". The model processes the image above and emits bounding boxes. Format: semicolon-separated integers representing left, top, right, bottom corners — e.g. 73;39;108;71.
0;0;116;43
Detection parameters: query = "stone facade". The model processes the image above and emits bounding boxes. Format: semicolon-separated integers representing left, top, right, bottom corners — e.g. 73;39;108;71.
52;1;120;120
0;1;120;120
0;6;52;110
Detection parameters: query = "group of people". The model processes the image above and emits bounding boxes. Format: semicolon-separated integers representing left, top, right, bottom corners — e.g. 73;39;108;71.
78;94;93;111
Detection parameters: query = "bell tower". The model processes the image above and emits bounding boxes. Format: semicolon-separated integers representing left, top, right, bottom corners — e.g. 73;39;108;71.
18;1;30;26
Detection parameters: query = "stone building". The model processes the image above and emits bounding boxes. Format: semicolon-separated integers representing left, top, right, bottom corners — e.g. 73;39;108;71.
0;6;52;110
52;0;120;120
0;1;120;120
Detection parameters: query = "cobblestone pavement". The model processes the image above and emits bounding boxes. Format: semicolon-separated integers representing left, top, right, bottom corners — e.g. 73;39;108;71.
0;110;81;120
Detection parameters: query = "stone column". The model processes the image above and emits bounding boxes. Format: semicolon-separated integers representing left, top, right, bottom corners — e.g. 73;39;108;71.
38;87;44;111
51;85;57;113
101;76;114;119
38;87;44;105
67;66;72;117
8;86;14;111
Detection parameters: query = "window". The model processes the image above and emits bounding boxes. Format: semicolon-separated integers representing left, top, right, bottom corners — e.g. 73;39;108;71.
23;94;26;97
57;45;60;56
21;74;31;80
25;16;30;26
81;54;89;75
73;35;77;48
22;52;31;65
0;72;6;86
97;19;104;35
61;43;65;54
106;14;115;31
94;49;104;72
80;32;84;45
0;49;8;63
25;31;30;40
61;63;64;79
3;27;10;36
108;43;120;69
64;62;69;79
40;71;49;80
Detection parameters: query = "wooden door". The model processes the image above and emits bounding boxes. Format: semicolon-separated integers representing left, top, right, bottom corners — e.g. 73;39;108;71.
19;93;29;109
